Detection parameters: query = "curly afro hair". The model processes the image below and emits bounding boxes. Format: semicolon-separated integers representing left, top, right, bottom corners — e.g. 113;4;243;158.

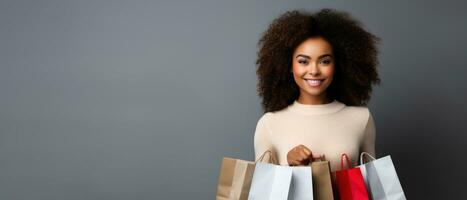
256;8;381;113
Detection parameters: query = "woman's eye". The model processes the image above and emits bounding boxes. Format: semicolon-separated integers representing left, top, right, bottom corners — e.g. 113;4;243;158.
321;60;332;65
298;60;308;64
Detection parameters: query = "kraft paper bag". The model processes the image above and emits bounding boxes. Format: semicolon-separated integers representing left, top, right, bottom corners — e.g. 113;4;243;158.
288;166;314;200
216;157;255;200
248;162;293;200
310;159;334;200
358;152;407;200
216;150;276;200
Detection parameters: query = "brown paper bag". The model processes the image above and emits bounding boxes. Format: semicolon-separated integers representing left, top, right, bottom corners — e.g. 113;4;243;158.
216;150;276;200
311;158;334;200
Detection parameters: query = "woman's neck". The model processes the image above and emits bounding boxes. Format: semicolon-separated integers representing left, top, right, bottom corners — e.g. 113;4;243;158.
297;93;333;105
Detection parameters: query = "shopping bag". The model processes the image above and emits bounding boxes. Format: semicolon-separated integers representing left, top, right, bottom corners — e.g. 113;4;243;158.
248;150;294;200
248;153;314;200
333;153;369;200
358;152;406;200
288;165;313;200
248;162;293;200
216;157;255;200
310;159;334;200
216;150;276;200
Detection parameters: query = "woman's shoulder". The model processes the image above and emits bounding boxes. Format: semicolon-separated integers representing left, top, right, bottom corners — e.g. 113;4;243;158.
256;110;282;127
342;105;372;121
337;105;373;133
257;112;274;122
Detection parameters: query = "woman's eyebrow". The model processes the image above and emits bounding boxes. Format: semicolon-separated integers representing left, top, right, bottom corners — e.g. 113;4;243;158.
296;54;333;59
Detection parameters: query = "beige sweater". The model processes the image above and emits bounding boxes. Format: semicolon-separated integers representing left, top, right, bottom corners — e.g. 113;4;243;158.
253;99;376;172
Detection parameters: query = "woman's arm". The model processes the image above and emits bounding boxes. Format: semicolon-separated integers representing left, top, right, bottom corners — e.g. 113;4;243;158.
253;113;274;162
360;110;376;157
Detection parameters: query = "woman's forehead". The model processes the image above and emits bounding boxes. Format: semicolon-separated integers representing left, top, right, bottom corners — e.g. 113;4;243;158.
294;37;333;58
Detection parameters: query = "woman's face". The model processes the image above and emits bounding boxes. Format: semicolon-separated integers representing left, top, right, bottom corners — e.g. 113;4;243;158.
291;36;335;103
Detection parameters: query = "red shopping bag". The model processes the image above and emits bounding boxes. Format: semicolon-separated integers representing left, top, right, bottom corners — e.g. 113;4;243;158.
333;153;369;200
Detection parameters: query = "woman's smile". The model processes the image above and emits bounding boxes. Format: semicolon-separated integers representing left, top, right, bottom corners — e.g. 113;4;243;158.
304;78;325;87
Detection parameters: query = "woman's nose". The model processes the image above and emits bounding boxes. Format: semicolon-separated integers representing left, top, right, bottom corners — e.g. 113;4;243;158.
308;63;320;76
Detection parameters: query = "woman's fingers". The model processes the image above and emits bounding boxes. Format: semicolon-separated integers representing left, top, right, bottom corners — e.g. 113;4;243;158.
287;153;301;166
299;145;314;163
301;145;313;157
311;152;324;162
287;158;300;166
297;145;313;164
300;145;324;162
287;144;325;166
298;149;309;161
311;153;321;158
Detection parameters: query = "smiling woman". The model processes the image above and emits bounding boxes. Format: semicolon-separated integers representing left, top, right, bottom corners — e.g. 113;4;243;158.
254;8;381;173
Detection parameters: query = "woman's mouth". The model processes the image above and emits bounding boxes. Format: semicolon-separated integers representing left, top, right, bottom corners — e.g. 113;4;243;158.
304;79;324;87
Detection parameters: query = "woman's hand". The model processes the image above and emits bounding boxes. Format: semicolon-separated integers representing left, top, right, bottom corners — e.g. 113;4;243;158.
287;144;322;166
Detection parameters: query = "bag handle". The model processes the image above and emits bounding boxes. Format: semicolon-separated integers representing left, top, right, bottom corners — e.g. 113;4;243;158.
255;150;278;164
308;154;326;166
339;153;351;170
359;152;376;165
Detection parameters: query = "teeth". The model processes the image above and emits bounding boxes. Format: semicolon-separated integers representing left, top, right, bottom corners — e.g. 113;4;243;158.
306;79;322;86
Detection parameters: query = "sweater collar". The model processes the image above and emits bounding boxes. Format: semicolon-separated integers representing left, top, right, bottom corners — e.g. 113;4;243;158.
287;99;346;115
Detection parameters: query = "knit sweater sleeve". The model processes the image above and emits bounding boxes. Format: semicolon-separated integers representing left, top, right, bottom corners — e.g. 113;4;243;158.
360;110;376;157
254;113;273;162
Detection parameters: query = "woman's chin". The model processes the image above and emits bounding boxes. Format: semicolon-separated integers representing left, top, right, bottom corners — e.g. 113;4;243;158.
303;89;326;97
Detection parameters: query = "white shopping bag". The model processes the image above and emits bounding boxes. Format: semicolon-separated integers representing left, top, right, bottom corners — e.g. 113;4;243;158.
248;162;293;200
358;152;407;200
288;166;313;200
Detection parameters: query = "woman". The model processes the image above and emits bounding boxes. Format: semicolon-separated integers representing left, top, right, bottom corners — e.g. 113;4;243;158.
254;8;381;173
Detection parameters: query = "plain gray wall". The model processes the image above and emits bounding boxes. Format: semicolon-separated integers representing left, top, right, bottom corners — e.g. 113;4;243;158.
1;0;466;199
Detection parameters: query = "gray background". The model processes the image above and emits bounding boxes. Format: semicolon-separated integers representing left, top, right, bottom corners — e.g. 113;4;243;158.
1;0;466;199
